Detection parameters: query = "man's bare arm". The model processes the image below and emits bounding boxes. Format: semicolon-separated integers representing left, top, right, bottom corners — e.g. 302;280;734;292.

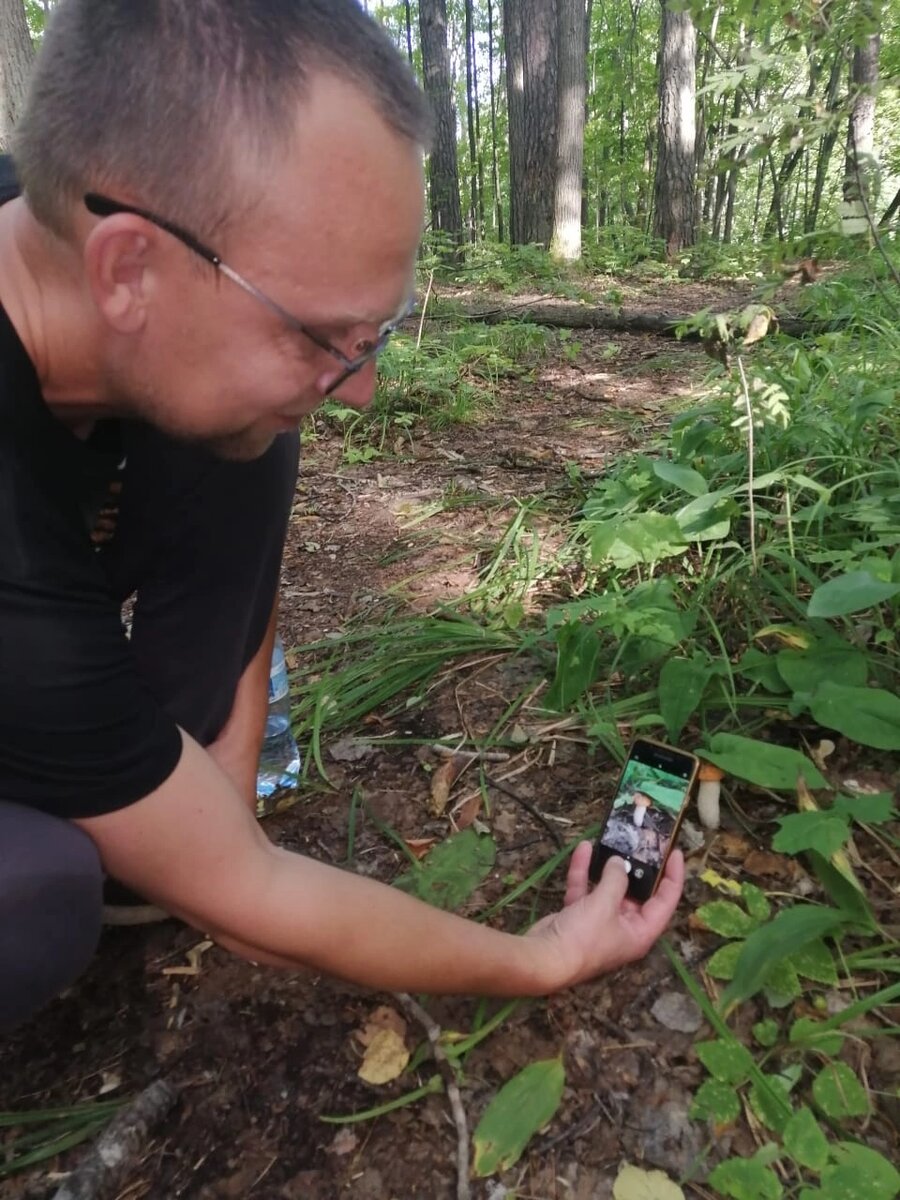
75;732;683;997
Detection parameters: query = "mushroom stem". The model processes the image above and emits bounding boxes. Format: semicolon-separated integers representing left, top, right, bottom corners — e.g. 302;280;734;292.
697;779;722;830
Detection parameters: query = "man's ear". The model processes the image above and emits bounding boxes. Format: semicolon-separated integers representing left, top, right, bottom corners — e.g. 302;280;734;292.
83;217;156;334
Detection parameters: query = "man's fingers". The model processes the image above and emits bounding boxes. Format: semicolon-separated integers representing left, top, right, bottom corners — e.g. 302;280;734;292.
592;854;630;909
563;841;593;906
637;850;684;934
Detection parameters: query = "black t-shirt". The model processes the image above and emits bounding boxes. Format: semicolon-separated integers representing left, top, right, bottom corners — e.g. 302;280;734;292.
0;160;299;818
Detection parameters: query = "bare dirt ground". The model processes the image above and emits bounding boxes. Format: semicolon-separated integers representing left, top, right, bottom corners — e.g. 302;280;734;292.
2;282;897;1200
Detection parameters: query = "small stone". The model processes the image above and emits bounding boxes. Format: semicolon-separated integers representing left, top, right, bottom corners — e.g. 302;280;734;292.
651;991;704;1034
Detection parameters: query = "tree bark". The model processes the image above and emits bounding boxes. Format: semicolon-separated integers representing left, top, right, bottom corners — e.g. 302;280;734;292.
652;0;697;256
487;0;505;242
503;0;558;247
403;0;415;66
0;0;34;151
842;8;880;235
551;0;587;261
804;49;843;233
464;0;480;241
419;0;464;256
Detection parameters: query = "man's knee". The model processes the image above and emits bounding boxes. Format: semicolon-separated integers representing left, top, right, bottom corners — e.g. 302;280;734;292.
0;803;103;1032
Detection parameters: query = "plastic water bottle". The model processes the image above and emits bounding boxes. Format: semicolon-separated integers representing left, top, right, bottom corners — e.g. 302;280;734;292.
256;633;301;817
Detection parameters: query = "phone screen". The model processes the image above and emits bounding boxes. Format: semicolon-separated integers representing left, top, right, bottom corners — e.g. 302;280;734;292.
589;739;697;901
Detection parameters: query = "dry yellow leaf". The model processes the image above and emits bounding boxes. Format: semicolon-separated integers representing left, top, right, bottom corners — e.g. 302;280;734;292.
355;1005;407;1048
357;1028;410;1085
699;868;742;896
429;754;467;816
613;1163;685;1200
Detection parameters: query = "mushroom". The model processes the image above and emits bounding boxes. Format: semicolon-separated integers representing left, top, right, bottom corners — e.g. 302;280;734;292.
697;762;725;830
632;792;652;827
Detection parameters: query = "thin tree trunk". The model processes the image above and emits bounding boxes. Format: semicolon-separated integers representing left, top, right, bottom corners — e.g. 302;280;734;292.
487;0;505;241
879;184;900;228
464;0;480;241
652;0;697;256
419;0;464;256
842;8;880;235
551;0;587;261
404;0;415;66
804;49;843;233
0;0;35;151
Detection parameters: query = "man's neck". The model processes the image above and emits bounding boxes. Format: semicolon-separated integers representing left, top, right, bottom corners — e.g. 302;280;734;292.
0;197;107;429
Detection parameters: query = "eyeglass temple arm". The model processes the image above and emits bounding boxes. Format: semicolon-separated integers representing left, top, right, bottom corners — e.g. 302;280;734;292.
84;193;223;269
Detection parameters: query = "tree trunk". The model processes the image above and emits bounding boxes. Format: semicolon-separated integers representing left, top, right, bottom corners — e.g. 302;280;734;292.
403;0;415;66
487;0;505;242
842;10;880;235
652;0;697;256
503;0;558;247
419;0;464;255
0;0;34;151
464;0;480;242
551;0;587;261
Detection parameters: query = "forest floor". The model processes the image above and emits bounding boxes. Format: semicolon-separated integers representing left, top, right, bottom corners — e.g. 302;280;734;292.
2;277;896;1200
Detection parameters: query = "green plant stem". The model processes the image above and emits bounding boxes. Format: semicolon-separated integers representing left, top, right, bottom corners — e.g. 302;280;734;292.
318;1074;444;1125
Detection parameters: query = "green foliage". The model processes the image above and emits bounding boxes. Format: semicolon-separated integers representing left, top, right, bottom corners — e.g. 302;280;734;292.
394;829;496;910
471;1058;566;1177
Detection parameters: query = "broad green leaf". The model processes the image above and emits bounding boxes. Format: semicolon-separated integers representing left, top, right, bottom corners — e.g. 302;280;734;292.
752;1019;780;1048
807;852;877;929
696;1039;754;1085
709;1156;784;1200
695;901;758;938
783;1107;829;1173
833;792;897;825
748;1073;796;1134
789;1017;845;1056
822;1143;900;1200
690;1079;741;1124
741;883;772;924
545;621;602;711
658;655;711;740
735;648;790;694
808;683;900;751
811;1062;869;1119
788;939;838;986
675;489;736;541
591;513;688;569
703;733;828;790
763;959;802;1008
471;1058;565;1177
776;645;869;692
612;1164;686;1200
652;459;708;497
773;812;850;858
394;830;495;911
722;906;850;1009
807;571;900;618
707;941;744;981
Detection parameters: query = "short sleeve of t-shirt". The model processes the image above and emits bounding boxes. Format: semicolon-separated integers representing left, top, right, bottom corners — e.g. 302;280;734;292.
0;299;184;820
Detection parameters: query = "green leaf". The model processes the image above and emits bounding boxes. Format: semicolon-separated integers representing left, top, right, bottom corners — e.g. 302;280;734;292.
709;1156;784;1200
707;941;744;981
696;1039;755;1085
822;1143;900;1200
394;830;496;911
545;620;603;711
776;645;869;692
807;571;900;618
789;1017;845;1056
741;884;772;924
703;733;828;790
722;906;850;1009
811;1063;869;1119
763;959;802;1008
808;683;900;751
752;1019;780;1048
773;812;850;858
695;901;758;938
471;1058;565;1177
832;792;897;826
735;648;791;694
653;459;708;497
788;939;838;986
591;513;689;569
748;1073;796;1134
807;853;876;930
690;1079;741;1124
675;490;736;541
783;1107;829;1173
658;656;711;741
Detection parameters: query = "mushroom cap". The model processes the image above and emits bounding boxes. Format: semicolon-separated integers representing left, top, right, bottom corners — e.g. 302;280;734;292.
632;791;652;807
698;761;724;782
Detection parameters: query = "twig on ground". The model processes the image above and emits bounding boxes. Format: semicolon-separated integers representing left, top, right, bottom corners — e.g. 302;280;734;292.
52;1080;177;1200
394;993;470;1200
483;773;564;849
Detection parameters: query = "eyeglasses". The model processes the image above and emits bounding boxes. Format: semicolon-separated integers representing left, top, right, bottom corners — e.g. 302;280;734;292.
84;192;414;395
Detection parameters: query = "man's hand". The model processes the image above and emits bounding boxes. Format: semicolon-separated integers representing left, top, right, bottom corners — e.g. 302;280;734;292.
526;843;684;989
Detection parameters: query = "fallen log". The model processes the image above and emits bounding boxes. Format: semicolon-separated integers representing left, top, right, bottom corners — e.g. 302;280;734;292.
450;299;836;340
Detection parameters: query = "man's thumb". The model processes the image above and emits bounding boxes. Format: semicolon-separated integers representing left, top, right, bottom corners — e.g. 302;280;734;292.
595;855;630;905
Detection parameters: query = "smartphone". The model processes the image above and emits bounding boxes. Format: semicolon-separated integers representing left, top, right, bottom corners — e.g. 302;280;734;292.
588;737;699;902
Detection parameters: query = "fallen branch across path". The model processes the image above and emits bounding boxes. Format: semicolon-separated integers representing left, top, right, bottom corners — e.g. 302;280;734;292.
447;298;836;340
52;1081;177;1200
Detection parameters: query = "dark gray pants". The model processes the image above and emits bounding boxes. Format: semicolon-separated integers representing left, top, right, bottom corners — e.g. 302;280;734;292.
0;802;103;1033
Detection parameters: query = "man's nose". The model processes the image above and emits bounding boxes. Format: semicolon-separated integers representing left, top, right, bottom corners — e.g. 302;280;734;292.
317;359;378;409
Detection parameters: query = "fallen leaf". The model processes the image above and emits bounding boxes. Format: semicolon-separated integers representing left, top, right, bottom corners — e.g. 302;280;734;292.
744;849;800;880
429;754;468;817
454;793;482;831
472;1058;565;1177
98;1071;122;1096
355;1006;407;1048
328;736;375;763
162;940;213;977
714;832;753;859
357;1028;410;1085
700;868;742;896
404;837;438;861
613;1163;686;1200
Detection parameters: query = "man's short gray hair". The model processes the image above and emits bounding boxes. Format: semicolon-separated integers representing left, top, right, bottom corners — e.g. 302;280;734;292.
14;0;432;239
